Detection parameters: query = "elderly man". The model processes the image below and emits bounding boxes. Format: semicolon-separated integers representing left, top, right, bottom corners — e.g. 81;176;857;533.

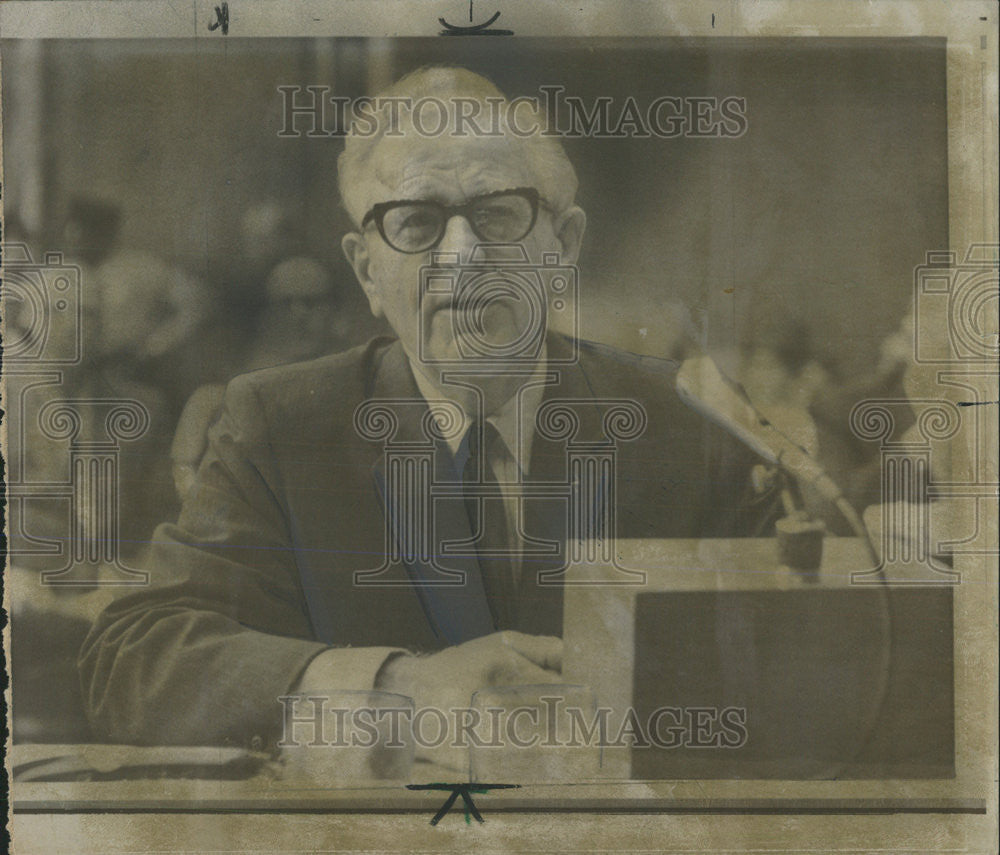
80;67;773;756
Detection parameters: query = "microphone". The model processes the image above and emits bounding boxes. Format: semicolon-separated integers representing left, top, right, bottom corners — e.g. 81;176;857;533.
676;355;842;502
675;355;877;559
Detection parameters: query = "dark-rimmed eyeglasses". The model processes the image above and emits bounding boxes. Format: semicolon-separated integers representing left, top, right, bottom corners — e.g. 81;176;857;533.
360;187;542;254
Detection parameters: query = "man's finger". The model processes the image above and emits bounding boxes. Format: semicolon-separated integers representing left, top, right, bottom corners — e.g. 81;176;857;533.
485;658;561;688
517;662;562;686
503;632;563;672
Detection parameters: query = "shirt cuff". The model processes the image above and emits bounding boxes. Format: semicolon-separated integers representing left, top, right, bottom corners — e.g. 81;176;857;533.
290;645;408;697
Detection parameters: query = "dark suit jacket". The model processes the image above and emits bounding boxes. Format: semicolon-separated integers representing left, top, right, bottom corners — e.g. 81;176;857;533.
79;334;775;748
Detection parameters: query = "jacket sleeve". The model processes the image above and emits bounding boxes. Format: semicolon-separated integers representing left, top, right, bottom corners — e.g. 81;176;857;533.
78;374;396;748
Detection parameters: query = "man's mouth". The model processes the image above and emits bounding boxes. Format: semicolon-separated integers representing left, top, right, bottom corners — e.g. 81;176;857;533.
429;295;515;318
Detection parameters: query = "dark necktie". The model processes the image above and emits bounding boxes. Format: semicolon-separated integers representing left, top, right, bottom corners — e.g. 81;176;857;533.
461;421;516;630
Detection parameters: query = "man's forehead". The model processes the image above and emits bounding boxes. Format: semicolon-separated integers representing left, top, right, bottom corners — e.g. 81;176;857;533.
366;134;533;202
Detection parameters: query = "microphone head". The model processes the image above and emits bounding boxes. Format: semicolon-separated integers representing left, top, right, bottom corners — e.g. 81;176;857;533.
676;355;845;503
676;356;780;465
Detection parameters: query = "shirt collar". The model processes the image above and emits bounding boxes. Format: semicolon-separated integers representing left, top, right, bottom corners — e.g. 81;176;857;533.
410;344;548;476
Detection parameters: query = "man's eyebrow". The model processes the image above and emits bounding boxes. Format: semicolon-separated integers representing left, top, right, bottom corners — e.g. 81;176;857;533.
395;186;530;204
372;192;446;207
471;187;531;199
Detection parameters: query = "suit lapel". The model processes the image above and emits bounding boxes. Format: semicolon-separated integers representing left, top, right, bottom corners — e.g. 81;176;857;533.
368;341;496;644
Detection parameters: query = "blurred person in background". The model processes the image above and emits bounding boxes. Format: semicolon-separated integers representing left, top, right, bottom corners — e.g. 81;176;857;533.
808;310;914;528
245;256;349;370
738;321;831;459
171;256;350;502
5;210;104;743
858;298;997;559
7;196;203;560
63;198;210;536
172;199;307;395
61;197;121;273
7;198;209;742
239;200;302;294
706;322;841;530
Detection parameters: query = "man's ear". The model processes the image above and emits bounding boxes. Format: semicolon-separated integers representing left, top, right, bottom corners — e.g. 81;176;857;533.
553;205;587;265
341;231;383;318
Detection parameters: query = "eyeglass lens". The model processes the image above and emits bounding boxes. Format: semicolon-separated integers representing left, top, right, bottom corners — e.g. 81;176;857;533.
380;193;535;252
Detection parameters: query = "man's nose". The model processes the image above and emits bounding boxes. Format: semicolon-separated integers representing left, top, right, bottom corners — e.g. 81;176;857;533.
435;214;478;263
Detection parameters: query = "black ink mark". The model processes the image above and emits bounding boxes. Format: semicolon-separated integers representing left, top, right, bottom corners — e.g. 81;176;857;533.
957;400;999;407
439;11;513;36
712;13;716;27
406;782;520;825
208;2;229;34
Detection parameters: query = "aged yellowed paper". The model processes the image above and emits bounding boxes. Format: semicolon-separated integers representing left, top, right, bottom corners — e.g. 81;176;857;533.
2;1;997;852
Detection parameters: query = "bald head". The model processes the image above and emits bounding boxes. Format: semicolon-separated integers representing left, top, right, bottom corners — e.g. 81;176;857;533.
337;66;579;225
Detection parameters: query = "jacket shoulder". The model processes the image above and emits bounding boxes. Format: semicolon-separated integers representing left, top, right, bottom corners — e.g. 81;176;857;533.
226;337;393;428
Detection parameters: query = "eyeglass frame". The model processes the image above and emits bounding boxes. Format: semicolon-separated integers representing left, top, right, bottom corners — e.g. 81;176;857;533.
359;187;547;254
